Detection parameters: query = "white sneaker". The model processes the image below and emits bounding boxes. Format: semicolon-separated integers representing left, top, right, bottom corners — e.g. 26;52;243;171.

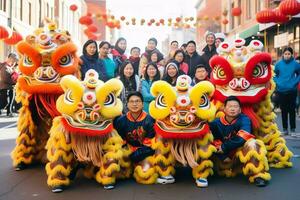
103;184;115;190
196;178;208;187
156;175;175;184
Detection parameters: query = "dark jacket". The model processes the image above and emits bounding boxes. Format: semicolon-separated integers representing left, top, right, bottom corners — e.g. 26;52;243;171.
201;45;217;76
0;62;15;90
129;56;140;76
184;51;205;78
80;55;107;81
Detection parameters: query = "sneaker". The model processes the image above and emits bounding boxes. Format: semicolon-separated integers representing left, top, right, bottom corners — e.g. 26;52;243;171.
15;162;26;171
103;184;115;190
196;178;208;187
52;186;64;193
254;177;267;187
156;175;175;184
282;129;288;135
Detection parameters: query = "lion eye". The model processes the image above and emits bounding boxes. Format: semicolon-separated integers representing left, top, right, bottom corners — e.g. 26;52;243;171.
199;94;209;110
23;55;34;67
253;62;268;78
155;94;167;109
64;89;74;103
213;66;226;80
59;54;72;67
104;93;115;106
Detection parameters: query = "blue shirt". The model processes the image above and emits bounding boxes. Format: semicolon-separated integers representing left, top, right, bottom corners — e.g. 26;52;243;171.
80;55;107;81
102;57;117;79
141;79;155;113
274;57;300;93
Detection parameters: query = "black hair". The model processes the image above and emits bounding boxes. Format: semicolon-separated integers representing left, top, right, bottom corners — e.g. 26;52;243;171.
195;64;207;71
162;60;180;86
130;47;141;53
283;47;294;55
82;39;98;59
144;62;160;83
99;41;111;49
148;50;160;62
224;96;241;107
114;37;127;55
127;91;144;102
186;40;196;46
8;53;17;59
119;60;137;91
171;40;178;45
173;49;185;64
181;43;187;48
148;37;158;46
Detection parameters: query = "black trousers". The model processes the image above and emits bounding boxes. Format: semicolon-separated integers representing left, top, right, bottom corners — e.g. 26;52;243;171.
0;89;14;115
278;90;297;130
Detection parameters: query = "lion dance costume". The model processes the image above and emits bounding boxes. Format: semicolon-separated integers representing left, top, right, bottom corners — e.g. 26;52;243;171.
11;23;79;170
209;38;293;168
46;70;125;192
145;75;217;186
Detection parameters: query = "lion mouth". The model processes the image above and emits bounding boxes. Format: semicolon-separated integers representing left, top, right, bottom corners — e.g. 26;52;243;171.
216;85;266;97
63;114;112;130
157;120;205;133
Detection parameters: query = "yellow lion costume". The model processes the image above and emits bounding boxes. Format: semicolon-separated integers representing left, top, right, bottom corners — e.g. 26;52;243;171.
11;24;80;170
209;38;293;168
46;70;125;192
146;75;217;187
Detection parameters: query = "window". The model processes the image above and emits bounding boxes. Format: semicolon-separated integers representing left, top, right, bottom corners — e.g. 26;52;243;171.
20;0;23;21
28;2;31;25
0;0;7;11
246;0;251;20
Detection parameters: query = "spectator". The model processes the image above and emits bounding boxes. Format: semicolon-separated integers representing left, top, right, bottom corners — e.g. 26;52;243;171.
141;62;160;113
165;40;179;62
129;47;141;76
201;32;217;75
214;32;226;49
180;43;187;53
274;47;300;136
119;60;141;113
192;64;209;85
162;61;181;86
99;41;117;80
139;37;164;77
111;37;127;75
80;40;107;81
184;40;205;79
0;53;18;117
148;50;165;78
173;49;188;74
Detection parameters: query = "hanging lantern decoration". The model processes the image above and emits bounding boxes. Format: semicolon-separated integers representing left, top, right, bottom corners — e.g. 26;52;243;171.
70;4;78;11
184;17;189;22
184;24;191;29
203;16;209;21
175;17;181;22
214;16;221;21
150;19;155;23
79;15;93;25
126;22;130;25
159;19;164;24
273;9;290;23
155;22;160;26
147;22;152;26
222;9;228;16
231;7;242;16
87;12;92;17
4;31;23;45
279;0;300;16
168;18;172;23
120;16;125;21
256;9;275;23
87;24;98;33
222;18;229;25
141;19;145;23
190;17;194;21
0;25;10;40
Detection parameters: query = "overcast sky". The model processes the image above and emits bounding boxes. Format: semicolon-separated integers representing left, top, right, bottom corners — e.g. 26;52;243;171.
107;0;197;52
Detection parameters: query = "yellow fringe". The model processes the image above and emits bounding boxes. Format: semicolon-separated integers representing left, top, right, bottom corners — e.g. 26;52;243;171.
155;165;175;177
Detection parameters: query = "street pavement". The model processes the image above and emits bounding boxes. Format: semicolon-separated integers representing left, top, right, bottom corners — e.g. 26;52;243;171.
0;112;299;200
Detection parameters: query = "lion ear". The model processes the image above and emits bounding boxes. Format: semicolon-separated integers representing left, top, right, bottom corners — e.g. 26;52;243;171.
96;78;123;103
60;75;83;93
150;80;177;105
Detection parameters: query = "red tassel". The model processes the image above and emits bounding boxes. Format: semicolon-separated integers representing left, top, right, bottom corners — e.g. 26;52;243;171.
154;123;209;139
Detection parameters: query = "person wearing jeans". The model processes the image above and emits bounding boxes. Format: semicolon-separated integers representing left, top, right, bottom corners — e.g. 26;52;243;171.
274;47;300;136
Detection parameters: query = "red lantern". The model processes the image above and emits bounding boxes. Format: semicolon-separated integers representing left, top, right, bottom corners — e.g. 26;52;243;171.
279;0;300;16
79;16;93;25
155;22;160;26
120;16;125;21
222;19;229;25
175;17;181;22
231;7;242;16
147;22;152;26
273;9;290;24
87;24;98;33
70;4;78;11
256;9;276;23
159;19;164;24
150;19;155;23
0;25;10;40
4;31;23;45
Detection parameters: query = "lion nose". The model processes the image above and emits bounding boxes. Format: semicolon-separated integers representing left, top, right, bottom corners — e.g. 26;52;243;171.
229;78;250;90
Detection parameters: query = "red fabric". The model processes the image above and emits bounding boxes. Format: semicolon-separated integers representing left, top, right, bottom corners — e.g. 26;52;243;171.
111;49;127;61
180;62;189;74
241;105;260;128
212;139;223;148
61;117;113;137
154;122;210;139
237;130;255;141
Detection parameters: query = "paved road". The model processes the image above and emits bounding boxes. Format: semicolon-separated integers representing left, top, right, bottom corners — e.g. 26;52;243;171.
0;112;299;200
